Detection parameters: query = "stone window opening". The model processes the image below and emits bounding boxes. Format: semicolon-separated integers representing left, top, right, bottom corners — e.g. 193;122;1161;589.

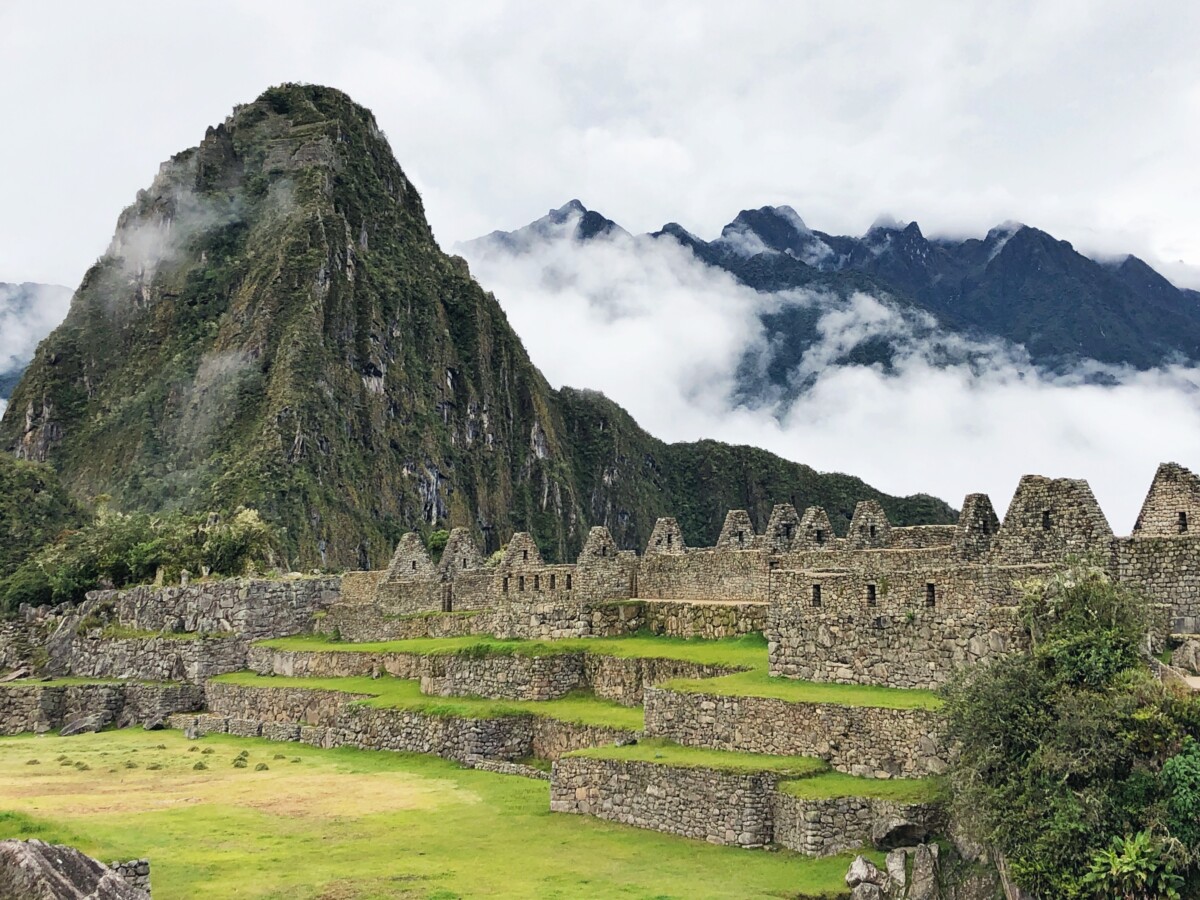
736;530;745;546
550;574;556;590
980;520;989;535
874;615;886;629
565;573;573;591
502;577;509;593
462;558;468;569
601;546;608;557
534;574;540;591
784;523;795;541
869;524;877;539
666;534;673;548
866;584;877;606
522;549;528;561
518;575;525;592
1042;510;1052;531
815;529;825;545
1180;511;1189;534
812;584;822;607
411;560;417;571
925;583;936;607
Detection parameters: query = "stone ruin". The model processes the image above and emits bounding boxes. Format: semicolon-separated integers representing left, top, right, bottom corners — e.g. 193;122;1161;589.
336;462;1200;689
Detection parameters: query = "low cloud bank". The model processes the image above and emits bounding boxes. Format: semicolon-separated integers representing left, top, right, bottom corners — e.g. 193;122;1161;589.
460;216;1200;532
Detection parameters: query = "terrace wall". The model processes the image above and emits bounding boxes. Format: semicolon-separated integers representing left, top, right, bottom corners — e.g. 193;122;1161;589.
643;686;948;778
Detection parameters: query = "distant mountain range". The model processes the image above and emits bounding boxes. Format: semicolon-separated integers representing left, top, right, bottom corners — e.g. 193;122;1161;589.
0;283;73;402
0;86;954;569
462;201;1200;404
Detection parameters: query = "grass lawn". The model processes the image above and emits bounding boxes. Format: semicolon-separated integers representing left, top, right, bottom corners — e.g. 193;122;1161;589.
0;730;864;899
780;772;947;803
211;672;645;731
659;670;942;711
257;634;940;710
259;632;767;670
566;737;829;777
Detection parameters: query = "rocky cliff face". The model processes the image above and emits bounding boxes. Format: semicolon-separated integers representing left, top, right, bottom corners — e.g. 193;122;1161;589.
0;85;953;568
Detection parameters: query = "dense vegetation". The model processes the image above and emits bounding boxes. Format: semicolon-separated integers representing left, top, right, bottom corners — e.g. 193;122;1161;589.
944;562;1200;898
0;84;954;573
0;456;83;582
0;505;281;615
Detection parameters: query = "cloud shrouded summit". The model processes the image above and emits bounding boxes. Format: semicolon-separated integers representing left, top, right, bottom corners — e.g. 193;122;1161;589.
458;202;1200;531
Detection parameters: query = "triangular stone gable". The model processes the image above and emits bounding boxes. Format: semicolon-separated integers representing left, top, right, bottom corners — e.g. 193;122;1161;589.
716;510;757;550
438;527;486;575
645;518;686;556
847;501;891;549
955;493;1000;559
385;532;439;581
1132;462;1200;537
994;475;1113;562
763;504;802;552
795;506;834;550
578;526;620;565
499;532;544;570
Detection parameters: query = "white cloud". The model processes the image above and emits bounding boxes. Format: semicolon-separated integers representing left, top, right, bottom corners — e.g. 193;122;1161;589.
461;224;1200;531
1;2;1198;288
0;283;71;374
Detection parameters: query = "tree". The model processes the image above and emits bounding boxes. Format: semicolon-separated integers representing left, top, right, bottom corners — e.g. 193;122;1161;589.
943;561;1200;899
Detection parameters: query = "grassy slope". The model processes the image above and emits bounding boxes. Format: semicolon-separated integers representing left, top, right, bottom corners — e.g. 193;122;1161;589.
212;672;644;731
260;632;768;667
0;730;865;899
566;737;828;776
257;632;941;709
661;670;942;710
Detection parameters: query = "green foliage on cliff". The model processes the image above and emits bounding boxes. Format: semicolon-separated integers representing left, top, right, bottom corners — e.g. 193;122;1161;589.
944;562;1200;898
0;84;955;571
0;508;281;614
0;456;83;581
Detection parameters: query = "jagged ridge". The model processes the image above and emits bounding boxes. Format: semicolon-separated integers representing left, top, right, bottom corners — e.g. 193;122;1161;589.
0;85;953;568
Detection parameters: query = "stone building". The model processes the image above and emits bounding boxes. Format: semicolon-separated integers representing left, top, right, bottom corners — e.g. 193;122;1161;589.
361;462;1200;689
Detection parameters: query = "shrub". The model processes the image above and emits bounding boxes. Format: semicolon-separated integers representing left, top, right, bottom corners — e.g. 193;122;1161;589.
192;761;207;770
945;560;1200;898
232;757;248;768
255;763;268;771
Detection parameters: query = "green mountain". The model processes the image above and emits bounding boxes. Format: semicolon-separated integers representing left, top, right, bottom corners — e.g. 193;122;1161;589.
0;84;953;568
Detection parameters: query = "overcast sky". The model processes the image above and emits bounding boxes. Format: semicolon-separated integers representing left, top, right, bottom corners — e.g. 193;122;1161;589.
3;1;1200;528
3;1;1199;288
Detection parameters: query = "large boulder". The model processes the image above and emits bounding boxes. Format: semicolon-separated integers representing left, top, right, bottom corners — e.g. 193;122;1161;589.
0;839;148;899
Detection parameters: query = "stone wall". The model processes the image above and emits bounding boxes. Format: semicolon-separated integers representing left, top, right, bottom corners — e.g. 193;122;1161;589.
84;576;340;641
108;858;151;895
643;686;948;778
1133;462;1200;537
635;550;769;602
768;567;1032;689
1114;536;1200;627
181;685;638;762
60;635;247;684
0;682;203;735
247;644;737;706
550;756;778;848
205;681;371;726
771;792;945;856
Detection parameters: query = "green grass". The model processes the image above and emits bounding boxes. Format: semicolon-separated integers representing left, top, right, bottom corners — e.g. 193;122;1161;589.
258;632;767;669
0;729;866;899
780;772;948;803
212;672;644;731
567;738;829;777
661;670;943;710
258;632;941;710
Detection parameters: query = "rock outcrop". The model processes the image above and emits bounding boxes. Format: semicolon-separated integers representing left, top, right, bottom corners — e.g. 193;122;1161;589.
0;839;148;899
